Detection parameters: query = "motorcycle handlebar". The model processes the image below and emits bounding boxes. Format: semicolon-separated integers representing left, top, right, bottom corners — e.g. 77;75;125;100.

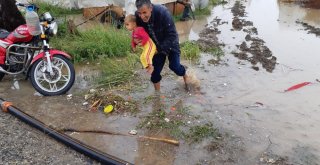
15;2;27;7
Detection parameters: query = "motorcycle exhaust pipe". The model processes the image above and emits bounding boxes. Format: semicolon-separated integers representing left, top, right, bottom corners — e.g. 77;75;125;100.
0;98;132;165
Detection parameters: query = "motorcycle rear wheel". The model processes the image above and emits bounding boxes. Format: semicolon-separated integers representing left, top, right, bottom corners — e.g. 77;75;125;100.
30;55;75;96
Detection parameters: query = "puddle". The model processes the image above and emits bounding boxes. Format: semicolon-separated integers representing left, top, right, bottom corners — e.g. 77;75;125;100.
1;0;320;164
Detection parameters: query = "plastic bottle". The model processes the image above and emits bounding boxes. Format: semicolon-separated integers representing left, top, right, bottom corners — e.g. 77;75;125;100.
25;8;41;36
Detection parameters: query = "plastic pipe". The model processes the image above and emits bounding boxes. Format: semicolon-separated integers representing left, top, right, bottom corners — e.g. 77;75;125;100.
0;98;132;165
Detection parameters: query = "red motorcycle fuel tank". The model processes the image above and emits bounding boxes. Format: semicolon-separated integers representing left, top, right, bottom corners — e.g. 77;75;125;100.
0;24;33;64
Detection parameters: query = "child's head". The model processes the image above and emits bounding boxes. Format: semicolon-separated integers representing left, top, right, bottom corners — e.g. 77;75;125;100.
124;14;137;31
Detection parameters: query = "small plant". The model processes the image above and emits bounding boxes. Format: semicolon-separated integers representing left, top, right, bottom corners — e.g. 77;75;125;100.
180;41;201;61
97;58;134;87
96;55;139;87
194;7;211;16
186;123;220;143
210;0;227;5
138;109;187;138
138;105;193;138
209;47;224;58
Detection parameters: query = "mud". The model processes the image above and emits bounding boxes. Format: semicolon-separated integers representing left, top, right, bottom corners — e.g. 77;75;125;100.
281;0;320;9
196;25;223;52
2;0;320;164
296;20;320;36
230;1;277;72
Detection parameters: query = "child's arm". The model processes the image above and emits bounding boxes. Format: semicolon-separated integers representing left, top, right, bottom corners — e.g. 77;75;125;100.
131;39;136;50
135;27;150;46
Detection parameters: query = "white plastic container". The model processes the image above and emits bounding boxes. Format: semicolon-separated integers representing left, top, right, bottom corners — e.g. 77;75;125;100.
25;8;41;36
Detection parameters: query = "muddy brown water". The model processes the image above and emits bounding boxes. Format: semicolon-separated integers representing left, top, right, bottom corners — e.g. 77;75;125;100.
1;0;320;164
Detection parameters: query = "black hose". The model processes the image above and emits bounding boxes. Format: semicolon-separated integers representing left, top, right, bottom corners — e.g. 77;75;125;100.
0;98;133;165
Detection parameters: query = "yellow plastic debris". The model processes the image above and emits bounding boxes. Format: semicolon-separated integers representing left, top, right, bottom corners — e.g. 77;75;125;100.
104;105;113;114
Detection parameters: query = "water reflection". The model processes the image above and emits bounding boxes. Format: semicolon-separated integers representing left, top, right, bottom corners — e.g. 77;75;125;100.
278;1;320;27
176;17;209;42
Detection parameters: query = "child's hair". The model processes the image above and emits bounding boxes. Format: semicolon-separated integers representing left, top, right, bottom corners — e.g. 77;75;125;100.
124;14;136;23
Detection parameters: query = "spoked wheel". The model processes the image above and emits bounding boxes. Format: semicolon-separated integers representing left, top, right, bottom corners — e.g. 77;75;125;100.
30;55;75;96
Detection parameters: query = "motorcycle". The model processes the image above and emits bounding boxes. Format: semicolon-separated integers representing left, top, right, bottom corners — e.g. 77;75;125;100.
0;3;75;96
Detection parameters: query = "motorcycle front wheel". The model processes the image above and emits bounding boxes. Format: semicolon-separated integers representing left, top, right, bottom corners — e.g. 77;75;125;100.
30;55;75;96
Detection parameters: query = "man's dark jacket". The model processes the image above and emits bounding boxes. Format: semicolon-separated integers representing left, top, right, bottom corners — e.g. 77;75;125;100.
135;4;179;54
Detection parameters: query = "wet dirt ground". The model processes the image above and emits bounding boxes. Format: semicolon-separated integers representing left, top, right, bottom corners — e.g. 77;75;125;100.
1;0;320;164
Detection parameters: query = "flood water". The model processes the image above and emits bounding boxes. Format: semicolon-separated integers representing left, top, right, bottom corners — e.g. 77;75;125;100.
1;0;320;164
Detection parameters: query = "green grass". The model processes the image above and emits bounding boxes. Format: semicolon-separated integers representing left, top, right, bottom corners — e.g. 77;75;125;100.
206;47;224;58
33;1;82;17
140;110;186;138
186;123;220;143
194;7;211;16
138;106;192;138
96;53;140;87
173;0;227;21
138;104;221;142
180;41;201;61
210;0;228;5
50;26;131;62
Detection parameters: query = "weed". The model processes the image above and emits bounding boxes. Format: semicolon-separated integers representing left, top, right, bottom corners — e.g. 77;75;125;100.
186;123;220;143
209;0;228;5
180;41;201;61
55;17;68;36
86;91;139;115
139;110;187;138
194;7;211;16
51;26;131;62
143;95;157;104
138;104;199;139
95;57;137;87
209;47;224;58
34;1;82;16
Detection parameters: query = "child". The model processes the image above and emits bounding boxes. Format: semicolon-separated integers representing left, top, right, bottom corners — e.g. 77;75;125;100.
124;14;156;74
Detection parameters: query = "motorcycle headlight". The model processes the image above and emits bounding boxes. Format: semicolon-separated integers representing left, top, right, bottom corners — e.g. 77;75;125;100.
49;22;58;36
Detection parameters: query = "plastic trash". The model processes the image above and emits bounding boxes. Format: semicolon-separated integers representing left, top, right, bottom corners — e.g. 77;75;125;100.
284;82;311;92
25;7;41;35
103;105;113;114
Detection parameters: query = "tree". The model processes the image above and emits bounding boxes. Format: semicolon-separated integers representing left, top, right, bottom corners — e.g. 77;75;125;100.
0;0;26;31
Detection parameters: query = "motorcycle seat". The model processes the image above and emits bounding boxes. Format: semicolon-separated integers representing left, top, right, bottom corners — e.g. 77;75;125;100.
0;32;9;39
0;29;9;39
